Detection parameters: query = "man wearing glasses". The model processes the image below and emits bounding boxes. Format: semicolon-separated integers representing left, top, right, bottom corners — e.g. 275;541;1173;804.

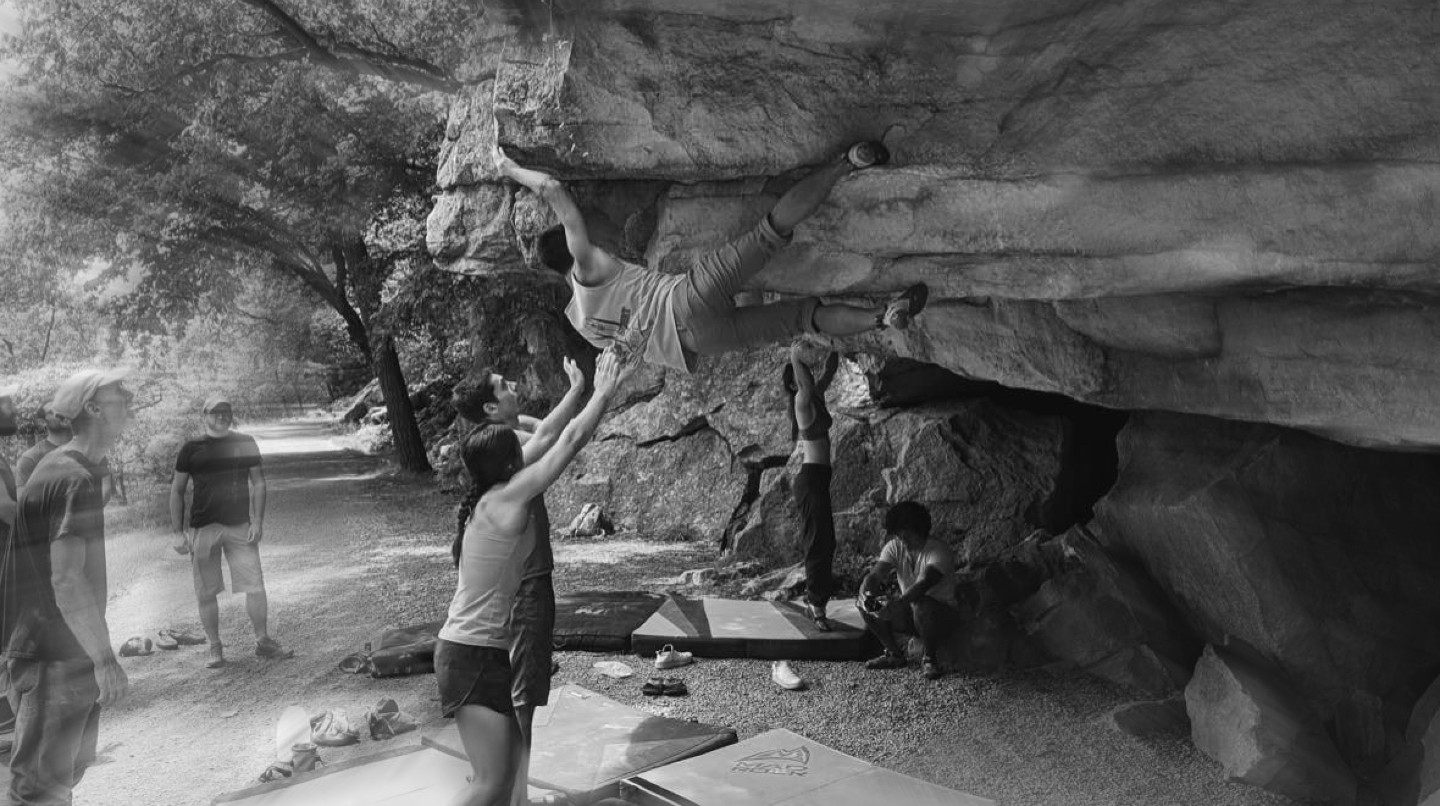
169;396;291;669
4;370;131;804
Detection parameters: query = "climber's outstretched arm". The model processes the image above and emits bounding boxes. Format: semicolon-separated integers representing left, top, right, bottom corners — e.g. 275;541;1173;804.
494;145;621;284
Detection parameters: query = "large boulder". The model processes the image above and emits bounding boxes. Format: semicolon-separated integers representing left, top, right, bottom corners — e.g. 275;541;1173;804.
1014;527;1200;697
1186;645;1357;805
433;0;1440;450
1093;412;1440;751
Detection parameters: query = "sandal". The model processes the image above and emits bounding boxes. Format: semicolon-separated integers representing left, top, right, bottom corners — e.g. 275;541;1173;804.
661;677;688;697
641;676;666;697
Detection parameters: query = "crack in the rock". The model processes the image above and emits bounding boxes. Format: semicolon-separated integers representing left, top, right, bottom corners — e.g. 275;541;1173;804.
719;452;792;554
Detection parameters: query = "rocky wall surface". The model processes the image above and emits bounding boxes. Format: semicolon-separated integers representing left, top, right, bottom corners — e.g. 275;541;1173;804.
431;0;1440;449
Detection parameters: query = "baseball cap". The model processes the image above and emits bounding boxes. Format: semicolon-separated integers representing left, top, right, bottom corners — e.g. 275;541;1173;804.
203;395;233;414
48;369;129;420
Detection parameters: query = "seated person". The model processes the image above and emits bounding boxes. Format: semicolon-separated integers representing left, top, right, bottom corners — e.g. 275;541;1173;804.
857;501;961;680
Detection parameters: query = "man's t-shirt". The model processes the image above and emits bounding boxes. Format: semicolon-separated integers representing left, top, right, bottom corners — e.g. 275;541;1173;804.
175;432;262;528
4;449;107;661
15;439;60;488
878;537;959;608
566;259;688;373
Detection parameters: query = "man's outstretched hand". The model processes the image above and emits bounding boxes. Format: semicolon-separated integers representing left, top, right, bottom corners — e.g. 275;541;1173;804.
593;347;637;397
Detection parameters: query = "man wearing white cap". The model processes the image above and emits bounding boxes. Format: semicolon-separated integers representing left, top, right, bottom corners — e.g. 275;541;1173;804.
170;396;290;668
3;369;131;805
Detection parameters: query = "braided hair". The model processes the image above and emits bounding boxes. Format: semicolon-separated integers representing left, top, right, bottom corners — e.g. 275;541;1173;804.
453;423;523;567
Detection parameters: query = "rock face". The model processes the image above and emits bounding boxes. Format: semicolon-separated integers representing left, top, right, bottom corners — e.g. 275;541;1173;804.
1186;645;1357;805
1094;413;1440;769
432;0;1440;450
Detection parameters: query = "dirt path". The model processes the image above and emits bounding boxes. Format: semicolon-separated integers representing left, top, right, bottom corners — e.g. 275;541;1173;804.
58;420;1291;806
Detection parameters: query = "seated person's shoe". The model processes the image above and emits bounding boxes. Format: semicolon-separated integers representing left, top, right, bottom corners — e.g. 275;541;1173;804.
256;637;294;660
881;283;929;330
846;140;891;169
804;602;831;632
654;644;693;670
922;656;944;680
865;651;908;670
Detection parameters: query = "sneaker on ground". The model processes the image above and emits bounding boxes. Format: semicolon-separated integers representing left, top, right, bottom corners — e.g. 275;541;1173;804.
922;656;944;680
846;140;891;169
864;652;907;670
256;637;294;660
654;644;694;670
771;661;805;691
882;283;929;330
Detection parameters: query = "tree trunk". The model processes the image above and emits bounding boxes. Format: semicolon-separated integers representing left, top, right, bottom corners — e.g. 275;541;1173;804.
373;332;431;473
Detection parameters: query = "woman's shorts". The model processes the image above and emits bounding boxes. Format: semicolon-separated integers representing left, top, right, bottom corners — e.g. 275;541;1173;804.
434;639;514;718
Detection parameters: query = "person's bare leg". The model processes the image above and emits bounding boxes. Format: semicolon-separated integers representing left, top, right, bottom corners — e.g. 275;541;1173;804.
768;161;853;236
812;303;884;337
246;592;269;642
448;705;518;806
508;707;534;806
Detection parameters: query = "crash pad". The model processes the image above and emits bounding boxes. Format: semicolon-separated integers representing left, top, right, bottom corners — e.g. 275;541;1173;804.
620;728;994;806
554;590;666;652
424;683;736;803
629;597;872;660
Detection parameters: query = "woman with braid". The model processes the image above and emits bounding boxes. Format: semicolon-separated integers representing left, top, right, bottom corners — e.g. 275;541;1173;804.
783;344;841;631
437;349;632;806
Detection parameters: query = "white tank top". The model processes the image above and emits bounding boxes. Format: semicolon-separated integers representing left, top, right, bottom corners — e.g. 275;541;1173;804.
566;259;689;373
438;506;537;649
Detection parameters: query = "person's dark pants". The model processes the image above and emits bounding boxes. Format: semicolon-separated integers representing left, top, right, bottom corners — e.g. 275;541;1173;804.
7;658;101;806
861;597;962;660
509;574;555;711
792;463;836;607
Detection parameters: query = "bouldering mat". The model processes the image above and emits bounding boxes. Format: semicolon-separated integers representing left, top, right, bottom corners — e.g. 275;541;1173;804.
424;683;736;803
629;597;872;660
213;746;469;805
620;728;994;806
555;590;666;652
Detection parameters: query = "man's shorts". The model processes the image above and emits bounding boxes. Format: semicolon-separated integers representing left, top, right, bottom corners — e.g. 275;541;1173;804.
509;574;555;710
190;522;266;599
7;657;101;803
671;216;820;356
435;639;514;718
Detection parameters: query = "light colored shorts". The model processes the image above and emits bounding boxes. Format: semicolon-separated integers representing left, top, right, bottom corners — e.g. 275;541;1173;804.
190;522;266;598
671;216;820;356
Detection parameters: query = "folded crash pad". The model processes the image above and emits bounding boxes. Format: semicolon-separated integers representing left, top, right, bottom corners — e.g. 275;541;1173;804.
630;597;873;660
424;683;736;803
621;728;994;806
554;590;666;652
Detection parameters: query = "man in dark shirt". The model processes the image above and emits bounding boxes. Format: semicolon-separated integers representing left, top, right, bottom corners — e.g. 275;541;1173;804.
169;396;290;668
3;370;131;805
16;406;68;489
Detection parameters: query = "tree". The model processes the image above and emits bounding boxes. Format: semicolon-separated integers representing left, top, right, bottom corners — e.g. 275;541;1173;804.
0;0;493;472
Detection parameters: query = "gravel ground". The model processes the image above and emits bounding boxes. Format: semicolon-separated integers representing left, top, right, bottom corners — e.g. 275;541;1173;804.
52;421;1297;806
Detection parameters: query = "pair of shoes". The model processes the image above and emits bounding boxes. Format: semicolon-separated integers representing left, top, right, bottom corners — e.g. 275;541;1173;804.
641;676;688;697
366;697;418;740
845;140;891;169
771;661;805;691
160;628;206;646
154;632;179;651
255;637;294;660
118;637;153;657
922;656;945;680
881;283;929;330
864;652;908;670
654;644;693;670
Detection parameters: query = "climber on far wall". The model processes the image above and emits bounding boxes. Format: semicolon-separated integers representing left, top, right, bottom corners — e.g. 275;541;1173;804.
492;142;929;373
